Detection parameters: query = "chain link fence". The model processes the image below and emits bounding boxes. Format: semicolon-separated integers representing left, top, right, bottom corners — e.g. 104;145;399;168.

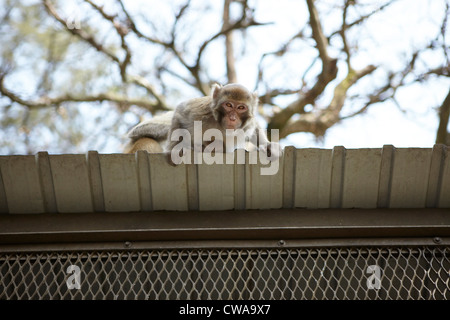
1;246;449;300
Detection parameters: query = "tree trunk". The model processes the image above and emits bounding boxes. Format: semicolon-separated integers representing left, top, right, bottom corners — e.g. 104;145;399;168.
223;0;238;83
436;88;450;145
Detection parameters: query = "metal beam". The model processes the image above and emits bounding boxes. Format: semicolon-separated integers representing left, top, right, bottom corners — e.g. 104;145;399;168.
0;208;449;247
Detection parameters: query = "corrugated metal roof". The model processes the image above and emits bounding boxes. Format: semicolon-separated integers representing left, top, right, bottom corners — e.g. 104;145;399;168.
0;144;449;214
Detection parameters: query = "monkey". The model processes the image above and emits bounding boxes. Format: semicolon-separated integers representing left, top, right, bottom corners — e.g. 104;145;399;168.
124;111;173;153
124;137;163;153
167;83;280;165
124;84;281;167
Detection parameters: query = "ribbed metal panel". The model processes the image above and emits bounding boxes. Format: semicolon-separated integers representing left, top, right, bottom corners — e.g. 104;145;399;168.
0;145;448;214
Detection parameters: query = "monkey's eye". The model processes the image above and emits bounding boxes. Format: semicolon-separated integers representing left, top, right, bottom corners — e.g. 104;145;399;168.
225;102;233;109
237;105;247;111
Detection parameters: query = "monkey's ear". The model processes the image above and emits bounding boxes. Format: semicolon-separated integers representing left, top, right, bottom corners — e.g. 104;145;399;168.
211;83;222;99
252;91;259;103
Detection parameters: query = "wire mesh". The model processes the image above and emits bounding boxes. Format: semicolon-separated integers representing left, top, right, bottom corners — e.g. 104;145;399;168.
1;246;449;300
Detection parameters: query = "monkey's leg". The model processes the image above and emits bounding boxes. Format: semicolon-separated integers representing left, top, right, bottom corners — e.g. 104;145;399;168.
125;137;163;153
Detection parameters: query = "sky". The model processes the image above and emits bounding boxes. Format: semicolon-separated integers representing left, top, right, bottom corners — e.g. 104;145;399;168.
1;0;449;154
248;0;450;149
123;0;450;150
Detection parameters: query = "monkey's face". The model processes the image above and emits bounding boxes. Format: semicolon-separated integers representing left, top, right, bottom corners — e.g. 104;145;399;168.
212;84;256;130
219;100;249;129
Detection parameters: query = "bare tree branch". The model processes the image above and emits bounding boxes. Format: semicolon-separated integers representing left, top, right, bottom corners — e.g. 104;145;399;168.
306;0;332;69
258;89;301;106
223;0;238;83
340;0;352;69
255;29;306;91
2;0;449;154
328;0;398;41
441;1;450;64
84;0;131;81
42;0;121;65
436;88;450;145
128;75;169;111
42;0;171;111
281;64;377;138
117;0;198;96
193;14;268;93
267;0;339;134
0;72;161;112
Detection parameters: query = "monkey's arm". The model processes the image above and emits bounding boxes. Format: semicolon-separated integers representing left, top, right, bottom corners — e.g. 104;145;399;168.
253;124;282;159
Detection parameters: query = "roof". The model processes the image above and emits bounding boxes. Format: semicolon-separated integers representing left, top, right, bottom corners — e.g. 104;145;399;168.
0;144;449;214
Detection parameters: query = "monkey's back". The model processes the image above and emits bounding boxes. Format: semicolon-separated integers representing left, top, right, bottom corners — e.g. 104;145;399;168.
174;96;219;131
127;111;174;142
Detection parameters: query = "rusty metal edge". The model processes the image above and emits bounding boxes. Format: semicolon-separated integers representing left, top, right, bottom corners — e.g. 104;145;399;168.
1;237;448;254
0;208;449;247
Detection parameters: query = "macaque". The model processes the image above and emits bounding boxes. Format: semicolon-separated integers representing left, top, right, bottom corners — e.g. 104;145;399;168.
167;83;277;165
124;83;281;170
124;111;173;153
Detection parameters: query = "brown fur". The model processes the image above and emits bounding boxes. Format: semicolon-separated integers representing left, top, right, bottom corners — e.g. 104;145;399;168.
124;111;173;153
167;83;269;165
125;137;163;153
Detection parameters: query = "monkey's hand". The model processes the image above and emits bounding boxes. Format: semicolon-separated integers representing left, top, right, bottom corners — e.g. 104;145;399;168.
260;142;283;160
